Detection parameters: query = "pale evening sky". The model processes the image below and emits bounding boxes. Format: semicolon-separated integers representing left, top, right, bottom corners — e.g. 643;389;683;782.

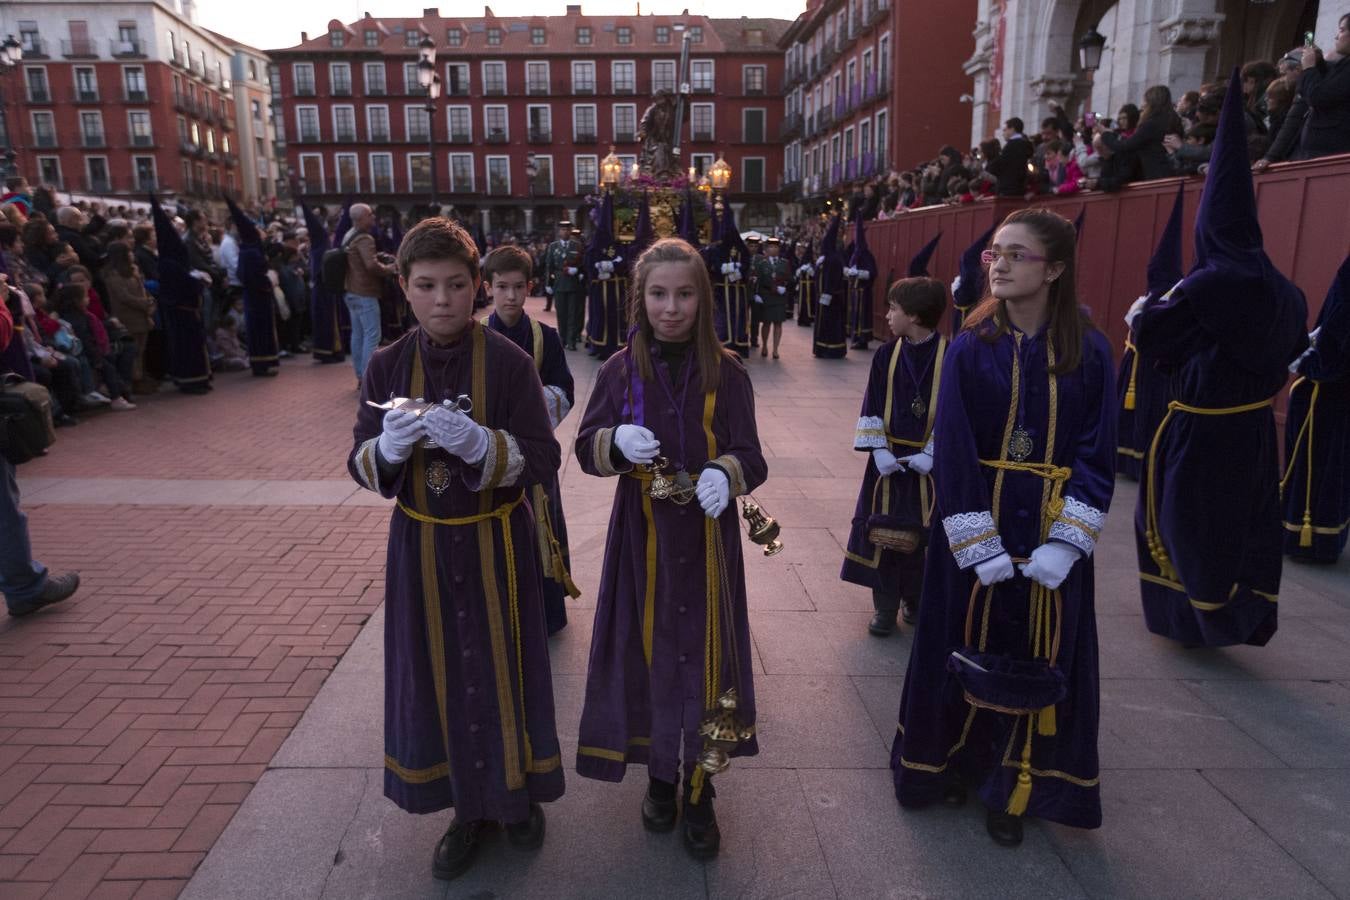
194;0;809;52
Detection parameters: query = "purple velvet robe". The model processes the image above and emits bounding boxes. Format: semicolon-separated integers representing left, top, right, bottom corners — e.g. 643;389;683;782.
348;322;565;822
813;256;848;359
574;345;767;784
892;324;1116;830
842;334;946;595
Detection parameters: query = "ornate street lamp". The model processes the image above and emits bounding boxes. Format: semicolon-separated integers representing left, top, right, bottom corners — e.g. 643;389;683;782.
600;147;622;192
1078;28;1107;73
709;156;732;192
417;36;440;211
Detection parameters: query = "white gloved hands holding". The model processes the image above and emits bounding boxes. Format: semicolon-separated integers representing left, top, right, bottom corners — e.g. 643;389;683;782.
776;285;787;295
898;451;933;475
696;467;730;518
857;269;870;281
872;448;904;476
974;552;1016;586
423;405;490;465
565;266;578;276
843;266;857;278
376;408;426;465
1124;294;1149;329
818;293;833;307
614;424;660;464
546;286;554;296
816;255;826;266
1018;542;1081;590
753;294;764;305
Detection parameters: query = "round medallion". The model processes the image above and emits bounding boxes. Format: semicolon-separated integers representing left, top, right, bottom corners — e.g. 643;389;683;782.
1008;427;1034;462
425;460;453;496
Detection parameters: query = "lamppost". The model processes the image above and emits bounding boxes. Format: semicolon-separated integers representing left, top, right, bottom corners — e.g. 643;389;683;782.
0;35;23;178
709;154;732;212
525;152;538;237
1078;28;1107;73
600;147;622;194
417;36;441;213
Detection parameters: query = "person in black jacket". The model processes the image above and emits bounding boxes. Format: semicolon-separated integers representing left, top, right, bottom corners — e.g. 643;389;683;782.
1099;86;1185;185
1296;15;1350;159
985;118;1034;196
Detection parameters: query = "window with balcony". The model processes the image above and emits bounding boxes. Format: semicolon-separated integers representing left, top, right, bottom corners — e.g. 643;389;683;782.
526;61;549;95
294;63;315;96
487;156;510;195
248;60;258;81
487;27;502;46
74;67;98;102
743;65;765;95
85;157;111;193
405;30;423;48
365;62;386;95
573;104;597;142
406;106;430;142
296;106;320;142
367;105;390;141
531;26;546;45
574;155;598;194
123;66;147;101
190;122;200;146
31;112;57;148
19;23;43;56
80;111;104;147
690;103;713;141
39;158;61;188
447;106;471;143
691;60;714;93
483;62;506;96
484;106;508;143
205;129;216;154
330;63;352;96
129;111;153;146
333;106;356;142
448;28;463;47
409;154;432;192
612;61;635;94
529;155;553;194
336;153;359;191
178;115;188;143
576;27;592;45
371;153;394;192
25;68;50;103
743;108;765;143
364;30;380;47
65;21;96;58
879;34;891;83
329;29;345;47
652;60;675;93
613;104;636;142
446;63;469;96
572;61;595;95
527;105;551;142
617;26;632;45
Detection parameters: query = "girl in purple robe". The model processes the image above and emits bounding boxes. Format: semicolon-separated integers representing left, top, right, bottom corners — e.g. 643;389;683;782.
892;209;1116;847
347;218;564;882
575;238;767;861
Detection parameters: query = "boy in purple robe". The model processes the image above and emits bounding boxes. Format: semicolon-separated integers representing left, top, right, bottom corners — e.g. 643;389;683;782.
893;209;1116;847
574;238;767;860
482;245;579;634
347;218;565;881
843;277;948;636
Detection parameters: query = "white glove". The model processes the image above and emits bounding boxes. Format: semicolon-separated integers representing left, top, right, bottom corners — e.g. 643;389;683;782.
614;424;660;464
776;285;786;295
844;266;856;278
696;467;730;518
612;256;623;265
1018;542;1081;590
898;451;932;475
974;552;1015;586
1124;294;1149;329
376;408;425;465
190;269;213;283
753;294;764;305
857;270;870;281
565;266;578;276
423;406;489;465
872;448;903;476
1290;346;1314;374
951;275;962;295
546;286;554;295
819;293;832;307
816;255;825;266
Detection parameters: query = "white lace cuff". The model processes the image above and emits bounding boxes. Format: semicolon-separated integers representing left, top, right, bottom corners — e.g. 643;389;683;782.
855;415;886;450
1048;496;1105;557
943;511;1005;569
922;435;935;456
543;385;571;429
466;430;525;491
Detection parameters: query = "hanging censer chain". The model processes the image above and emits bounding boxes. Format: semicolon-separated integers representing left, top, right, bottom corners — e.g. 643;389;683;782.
644;455;697;505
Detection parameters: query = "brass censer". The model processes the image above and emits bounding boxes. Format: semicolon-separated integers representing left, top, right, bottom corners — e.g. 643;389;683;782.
696;688;756;775
740;497;784;556
644;456;696;505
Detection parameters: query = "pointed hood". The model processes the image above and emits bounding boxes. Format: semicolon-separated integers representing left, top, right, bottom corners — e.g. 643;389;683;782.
820;214;842;260
1073;208;1086;238
630;190;654;259
150;193;188;266
1307;254;1350;380
678;188;699;245
907;232;942;277
953;224;995;309
849;216;876;273
333;202;353;247
226;197;261;247
1194;68;1263;265
300;199;331;294
588;191;614;253
1146;182;1186;297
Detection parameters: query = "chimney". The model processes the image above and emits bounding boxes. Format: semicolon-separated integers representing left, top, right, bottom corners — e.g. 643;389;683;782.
364;11;372;18
566;4;582;15
423;7;439;15
300;31;308;42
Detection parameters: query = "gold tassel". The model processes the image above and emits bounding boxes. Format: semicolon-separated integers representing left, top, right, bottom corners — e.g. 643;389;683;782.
1006;719;1034;816
1300;511;1314;548
1124;385;1136;411
1124;354;1139;411
1038;704;1057;736
689;767;706;805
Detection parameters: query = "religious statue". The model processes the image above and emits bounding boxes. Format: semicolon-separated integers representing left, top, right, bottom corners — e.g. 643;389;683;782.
638;90;680;179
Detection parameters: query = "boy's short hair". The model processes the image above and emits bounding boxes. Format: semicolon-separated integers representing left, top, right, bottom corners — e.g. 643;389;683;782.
887;277;947;330
396;216;479;280
482;245;533;283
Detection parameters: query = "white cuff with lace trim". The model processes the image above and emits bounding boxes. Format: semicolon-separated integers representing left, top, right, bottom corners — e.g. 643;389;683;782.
855;415;886;450
944;510;1005;569
1048;496;1105;557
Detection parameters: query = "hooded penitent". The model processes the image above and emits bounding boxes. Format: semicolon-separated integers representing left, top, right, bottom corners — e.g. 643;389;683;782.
907;232;942;278
151;193;211;390
302;199;345;364
812;214;848;359
951;224;995;335
629;190;655;261
1133;67;1308;647
703;201;751;357
228;197;280;375
584;191;627;360
846;216;879;348
678;187;700;246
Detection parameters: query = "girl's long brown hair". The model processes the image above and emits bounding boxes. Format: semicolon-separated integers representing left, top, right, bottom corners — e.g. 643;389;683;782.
962;207;1093;373
627;237;727;392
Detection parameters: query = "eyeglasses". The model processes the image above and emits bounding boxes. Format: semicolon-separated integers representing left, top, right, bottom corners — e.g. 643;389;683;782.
981;249;1049;266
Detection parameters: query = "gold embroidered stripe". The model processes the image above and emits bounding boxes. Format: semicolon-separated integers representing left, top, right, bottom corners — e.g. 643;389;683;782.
385;755;449;784
642;491;657;668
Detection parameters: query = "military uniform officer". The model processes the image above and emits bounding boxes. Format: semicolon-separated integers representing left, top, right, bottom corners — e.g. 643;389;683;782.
544;221;586;351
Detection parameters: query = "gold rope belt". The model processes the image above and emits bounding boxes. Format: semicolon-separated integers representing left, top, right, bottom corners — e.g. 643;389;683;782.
396;492;524;526
1279;378;1319;548
1145;397;1275;579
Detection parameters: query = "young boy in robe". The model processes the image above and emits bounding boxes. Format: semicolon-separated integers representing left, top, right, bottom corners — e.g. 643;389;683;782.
482;245;579;634
574;237;767;860
347;218;565;882
842;277;948;636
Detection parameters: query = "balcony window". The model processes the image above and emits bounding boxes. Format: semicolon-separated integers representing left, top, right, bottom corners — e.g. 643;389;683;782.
407;107;430;142
331;63;352;95
446;63;469;96
334;107;356;142
487;157;510;195
296;107;319;142
613;104;636;142
368;106;390;141
410;155;432;193
744;65;765;94
652;61;675;94
371;153;394;193
79;111;104;147
617;26;632;45
528;106;551;142
691;60;714;93
129;111;153;146
365;63;386;95
572;62;595;94
294;64;315;96
483;62;506;96
526;61;549;95
448;107;471;142
26;68;50;103
484;106;508;143
32;112;57;148
573;104;597;142
613;61;635;94
575;156;597;194
86;158;111;193
124;67;147;102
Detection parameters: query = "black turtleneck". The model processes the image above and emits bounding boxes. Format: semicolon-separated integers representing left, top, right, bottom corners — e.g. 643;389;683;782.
655;338;693;382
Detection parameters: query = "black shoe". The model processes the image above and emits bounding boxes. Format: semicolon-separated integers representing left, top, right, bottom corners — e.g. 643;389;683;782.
681;799;720;860
942;777;967;807
986;810;1024;847
432;818;484;881
642;783;678;833
505;803;545;849
868;611;897;637
901;597;919;626
8;572;80;618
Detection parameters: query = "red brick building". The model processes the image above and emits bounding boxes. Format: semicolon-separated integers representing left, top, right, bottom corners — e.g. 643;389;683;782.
779;0;975;207
0;2;244;207
269;7;791;234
